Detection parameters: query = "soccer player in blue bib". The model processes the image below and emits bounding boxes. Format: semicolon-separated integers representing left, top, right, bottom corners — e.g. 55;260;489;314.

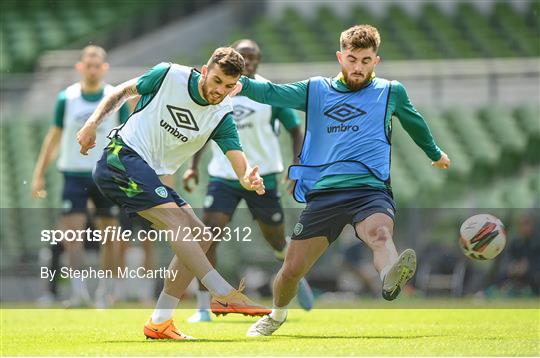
235;25;451;336
183;40;314;322
77;48;270;340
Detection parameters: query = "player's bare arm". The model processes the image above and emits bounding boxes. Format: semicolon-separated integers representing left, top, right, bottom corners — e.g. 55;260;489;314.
226;150;265;195
182;143;208;193
32;126;62;198
77;78;139;155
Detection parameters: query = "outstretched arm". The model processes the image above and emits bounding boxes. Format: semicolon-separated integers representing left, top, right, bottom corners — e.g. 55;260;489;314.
77;78;139;155
238;76;309;112
182;143;208;193
394;81;450;169
226;150;265;195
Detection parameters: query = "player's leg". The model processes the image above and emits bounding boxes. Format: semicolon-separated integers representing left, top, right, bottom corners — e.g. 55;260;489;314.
188;211;231;323
353;190;416;301
188;181;240;322
140;201;270;329
249;193;314;311
355;213;398;276
58;213;90;306
91;179;123;308
247;236;328;337
246;188;314;310
58;175;92;306
248;191;350;336
93;139;268;339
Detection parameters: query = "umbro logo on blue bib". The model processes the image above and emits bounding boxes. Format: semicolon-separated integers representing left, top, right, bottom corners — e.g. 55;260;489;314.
324;103;366;123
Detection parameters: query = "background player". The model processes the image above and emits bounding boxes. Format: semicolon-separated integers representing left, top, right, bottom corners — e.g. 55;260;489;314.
77;47;270;340
32;45;129;307
183;39;314;322
228;25;451;336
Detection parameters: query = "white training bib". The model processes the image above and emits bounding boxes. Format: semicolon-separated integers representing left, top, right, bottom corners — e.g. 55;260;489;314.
57;83;120;172
118;64;233;175
208;74;284;179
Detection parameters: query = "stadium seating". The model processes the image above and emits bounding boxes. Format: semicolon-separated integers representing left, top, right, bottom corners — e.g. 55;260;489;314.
190;1;539;64
1;104;537;211
1;0;218;72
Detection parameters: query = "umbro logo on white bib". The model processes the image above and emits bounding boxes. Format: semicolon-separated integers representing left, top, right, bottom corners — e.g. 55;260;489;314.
166;105;199;131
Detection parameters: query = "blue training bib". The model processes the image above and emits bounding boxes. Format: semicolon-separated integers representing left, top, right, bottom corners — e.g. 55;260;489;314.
288;77;392;202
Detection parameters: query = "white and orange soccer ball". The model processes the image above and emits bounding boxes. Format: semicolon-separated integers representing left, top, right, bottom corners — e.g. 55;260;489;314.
459;214;506;260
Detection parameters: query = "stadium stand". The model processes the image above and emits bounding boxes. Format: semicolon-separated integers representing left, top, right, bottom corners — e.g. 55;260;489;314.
187;1;539;65
1;0;223;72
1;104;538;211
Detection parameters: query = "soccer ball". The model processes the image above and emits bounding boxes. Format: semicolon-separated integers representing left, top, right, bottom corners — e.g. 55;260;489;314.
459;214;506;260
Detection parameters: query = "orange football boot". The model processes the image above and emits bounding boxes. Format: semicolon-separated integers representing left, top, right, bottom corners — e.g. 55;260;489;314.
144;318;195;340
211;278;272;317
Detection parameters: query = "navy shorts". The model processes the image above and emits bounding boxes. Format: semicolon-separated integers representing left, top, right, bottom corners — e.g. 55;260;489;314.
203;180;284;226
291;187;396;244
93;137;186;215
61;174;116;216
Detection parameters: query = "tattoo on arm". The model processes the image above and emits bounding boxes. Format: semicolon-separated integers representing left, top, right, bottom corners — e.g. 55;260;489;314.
89;78;139;126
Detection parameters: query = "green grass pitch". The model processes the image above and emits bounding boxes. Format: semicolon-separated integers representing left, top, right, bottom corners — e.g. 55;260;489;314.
1;305;539;356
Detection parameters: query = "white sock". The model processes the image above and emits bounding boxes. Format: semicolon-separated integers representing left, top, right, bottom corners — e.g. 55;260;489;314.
379;264;393;282
151;291;179;324
196;290;211;310
200;269;234;296
269;306;288;322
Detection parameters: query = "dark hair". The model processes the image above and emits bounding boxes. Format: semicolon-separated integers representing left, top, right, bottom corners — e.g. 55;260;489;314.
340;25;381;52
207;47;245;77
231;39;261;55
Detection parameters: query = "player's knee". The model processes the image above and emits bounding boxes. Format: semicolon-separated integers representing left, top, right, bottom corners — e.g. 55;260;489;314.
366;225;392;249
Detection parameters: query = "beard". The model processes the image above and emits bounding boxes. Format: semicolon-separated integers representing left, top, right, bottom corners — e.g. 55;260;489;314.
342;68;373;91
201;78;225;105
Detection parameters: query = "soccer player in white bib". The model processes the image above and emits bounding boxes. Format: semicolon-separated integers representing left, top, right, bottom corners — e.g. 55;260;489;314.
77;47;270;340
183;39;314;323
32;46;129;307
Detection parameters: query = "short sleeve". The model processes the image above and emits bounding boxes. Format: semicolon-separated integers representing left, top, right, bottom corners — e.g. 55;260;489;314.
53;90;66;128
211;113;243;153
136;62;171;95
118;103;130;124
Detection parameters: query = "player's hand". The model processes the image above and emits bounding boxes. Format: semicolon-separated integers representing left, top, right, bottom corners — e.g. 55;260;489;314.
229;82;243;97
182;168;199;193
431;151;450;169
245;166;265;195
31;176;47;199
77;122;97;155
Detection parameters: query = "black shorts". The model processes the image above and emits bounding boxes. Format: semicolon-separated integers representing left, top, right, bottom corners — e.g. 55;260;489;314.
291;187;396;244
203;180;284;226
61;174;116;216
93;137;186;215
